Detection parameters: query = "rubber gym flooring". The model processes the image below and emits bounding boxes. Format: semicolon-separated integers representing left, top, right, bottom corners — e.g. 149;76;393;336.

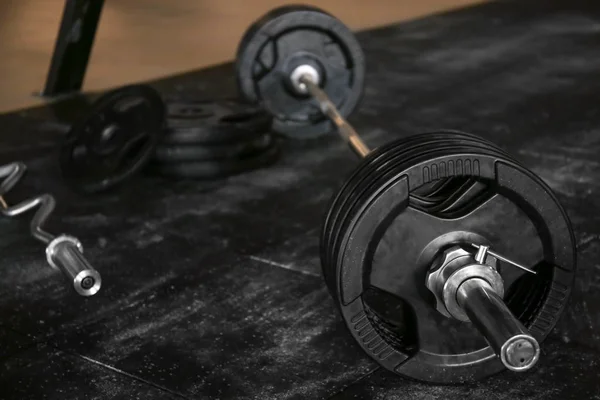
1;0;600;398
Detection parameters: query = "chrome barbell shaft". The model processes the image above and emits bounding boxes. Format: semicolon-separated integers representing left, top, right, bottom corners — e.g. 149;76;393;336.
457;278;540;371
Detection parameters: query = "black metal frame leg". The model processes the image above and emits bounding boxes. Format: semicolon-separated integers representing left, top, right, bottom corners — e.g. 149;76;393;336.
42;0;105;97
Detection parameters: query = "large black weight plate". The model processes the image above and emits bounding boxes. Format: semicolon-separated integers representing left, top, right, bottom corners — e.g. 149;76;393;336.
60;84;165;193
149;144;279;179
162;100;272;145
153;133;273;162
321;137;576;383
236;5;365;139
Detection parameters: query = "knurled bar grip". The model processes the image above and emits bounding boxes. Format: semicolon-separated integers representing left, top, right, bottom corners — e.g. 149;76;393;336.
299;75;371;158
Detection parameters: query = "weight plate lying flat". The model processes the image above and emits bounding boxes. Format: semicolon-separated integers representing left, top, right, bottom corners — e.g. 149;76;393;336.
154;133;273;162
321;135;576;383
162;99;272;145
149;144;280;179
60;84;165;193
236;5;365;139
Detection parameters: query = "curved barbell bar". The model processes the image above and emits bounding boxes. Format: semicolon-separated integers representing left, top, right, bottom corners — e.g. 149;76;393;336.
0;162;101;296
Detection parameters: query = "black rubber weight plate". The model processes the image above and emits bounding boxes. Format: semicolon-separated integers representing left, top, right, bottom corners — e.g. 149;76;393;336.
60;84;165;193
150;143;280;179
162;99;272;145
154;134;274;162
320;138;575;383
235;5;365;139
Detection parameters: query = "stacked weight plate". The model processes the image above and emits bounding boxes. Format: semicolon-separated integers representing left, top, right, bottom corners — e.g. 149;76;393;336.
320;130;576;383
150;99;279;178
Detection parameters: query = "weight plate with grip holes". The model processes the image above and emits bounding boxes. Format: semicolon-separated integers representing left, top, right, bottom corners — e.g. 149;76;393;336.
235;5;365;139
320;136;576;383
149;142;280;179
162;99;272;145
153;133;274;162
60;84;165;194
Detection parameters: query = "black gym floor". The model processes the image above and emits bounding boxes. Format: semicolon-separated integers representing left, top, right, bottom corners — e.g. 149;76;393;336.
1;0;600;398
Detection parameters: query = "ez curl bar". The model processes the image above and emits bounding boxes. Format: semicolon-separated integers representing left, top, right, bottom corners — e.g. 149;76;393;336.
0;162;101;296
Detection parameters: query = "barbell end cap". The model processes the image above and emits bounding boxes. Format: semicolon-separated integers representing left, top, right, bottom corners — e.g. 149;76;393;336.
73;268;102;297
500;334;541;372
